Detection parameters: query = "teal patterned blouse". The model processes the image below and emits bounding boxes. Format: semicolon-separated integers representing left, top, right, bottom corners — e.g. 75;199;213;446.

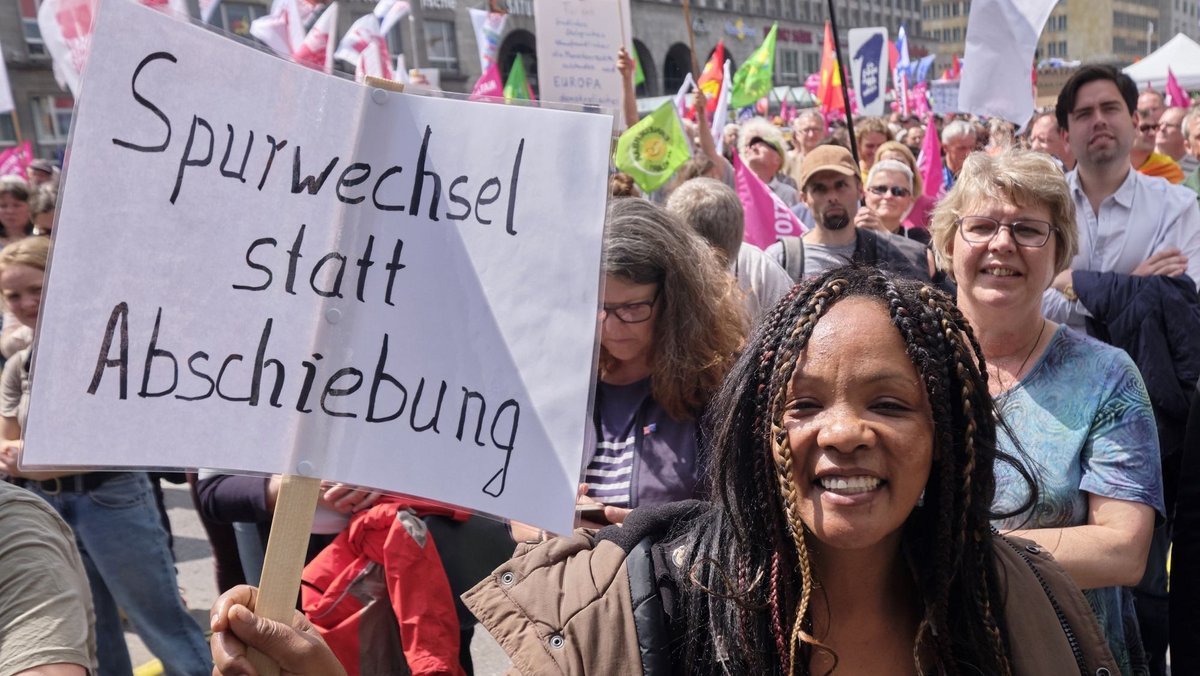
992;325;1164;676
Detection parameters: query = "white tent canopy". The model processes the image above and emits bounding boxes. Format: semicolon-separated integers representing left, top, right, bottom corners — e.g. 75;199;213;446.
1123;33;1200;90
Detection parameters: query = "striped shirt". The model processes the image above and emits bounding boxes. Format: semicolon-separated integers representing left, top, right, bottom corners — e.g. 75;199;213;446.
585;378;652;508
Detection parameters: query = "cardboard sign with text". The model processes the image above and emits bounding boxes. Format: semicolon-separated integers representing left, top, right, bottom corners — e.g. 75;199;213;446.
534;0;631;112
23;0;612;534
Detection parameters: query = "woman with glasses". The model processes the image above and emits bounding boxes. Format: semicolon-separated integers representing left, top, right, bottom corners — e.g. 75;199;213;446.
931;150;1163;675
860;158;930;244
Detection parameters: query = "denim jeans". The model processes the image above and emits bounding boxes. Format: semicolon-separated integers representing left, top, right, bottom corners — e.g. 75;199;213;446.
31;471;212;676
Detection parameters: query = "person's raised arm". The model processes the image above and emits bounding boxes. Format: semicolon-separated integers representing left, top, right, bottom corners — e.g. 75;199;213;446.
617;47;639;130
692;88;732;180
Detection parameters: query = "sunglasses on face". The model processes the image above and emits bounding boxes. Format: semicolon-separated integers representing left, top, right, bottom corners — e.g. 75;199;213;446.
868;185;912;198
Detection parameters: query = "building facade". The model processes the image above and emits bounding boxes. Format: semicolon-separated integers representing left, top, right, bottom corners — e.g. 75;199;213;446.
0;0;932;159
923;0;1200;75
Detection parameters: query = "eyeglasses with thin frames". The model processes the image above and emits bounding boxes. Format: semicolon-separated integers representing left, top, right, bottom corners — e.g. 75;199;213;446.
601;291;659;324
956;216;1057;248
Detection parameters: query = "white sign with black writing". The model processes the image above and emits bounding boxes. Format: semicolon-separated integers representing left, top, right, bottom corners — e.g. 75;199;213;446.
533;0;632;112
24;0;612;534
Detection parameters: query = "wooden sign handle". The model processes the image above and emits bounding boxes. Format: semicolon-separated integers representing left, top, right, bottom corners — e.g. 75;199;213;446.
245;474;323;676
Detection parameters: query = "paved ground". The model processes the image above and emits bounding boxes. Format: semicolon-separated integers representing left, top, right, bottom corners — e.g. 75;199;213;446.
125;482;510;675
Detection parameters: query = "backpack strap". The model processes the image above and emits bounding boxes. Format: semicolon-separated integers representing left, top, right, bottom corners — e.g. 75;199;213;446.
778;235;805;281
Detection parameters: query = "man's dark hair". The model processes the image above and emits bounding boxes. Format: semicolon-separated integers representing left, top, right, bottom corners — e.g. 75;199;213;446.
1055;64;1138;130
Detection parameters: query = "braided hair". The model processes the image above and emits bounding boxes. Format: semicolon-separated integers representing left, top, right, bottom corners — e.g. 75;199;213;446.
676;265;1038;675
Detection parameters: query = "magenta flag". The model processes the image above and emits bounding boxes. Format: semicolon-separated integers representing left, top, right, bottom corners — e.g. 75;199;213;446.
916;112;943;198
733;152;805;249
911;81;930;118
1167;68;1189;108
0;141;32;178
470;62;504;101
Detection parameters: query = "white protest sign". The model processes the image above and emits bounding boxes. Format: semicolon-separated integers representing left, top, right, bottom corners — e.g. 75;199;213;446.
23;0;612;534
534;0;631;111
848;27;887;118
930;80;961;114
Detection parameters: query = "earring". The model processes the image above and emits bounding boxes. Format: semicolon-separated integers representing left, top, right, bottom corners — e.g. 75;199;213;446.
916;490;925;508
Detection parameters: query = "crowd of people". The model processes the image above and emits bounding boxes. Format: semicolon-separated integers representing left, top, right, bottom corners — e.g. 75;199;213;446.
3;58;1200;676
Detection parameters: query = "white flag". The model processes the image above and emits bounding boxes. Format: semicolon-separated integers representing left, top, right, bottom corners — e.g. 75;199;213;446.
37;0;96;95
467;7;506;71
292;2;338;73
373;0;410;36
354;35;393;83
0;40;14;114
249;0;306;59
958;0;1056;129
711;60;732;154
674;72;695;119
335;12;381;64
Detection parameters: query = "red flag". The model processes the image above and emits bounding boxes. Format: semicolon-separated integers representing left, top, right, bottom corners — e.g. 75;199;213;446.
817;22;844;114
690;40;725;119
950;54;961;80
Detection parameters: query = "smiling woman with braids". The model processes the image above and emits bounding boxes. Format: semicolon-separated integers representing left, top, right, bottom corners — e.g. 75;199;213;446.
208;266;1116;676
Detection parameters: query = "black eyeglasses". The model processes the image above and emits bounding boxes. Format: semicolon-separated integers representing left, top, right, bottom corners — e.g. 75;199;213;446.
957;216;1057;248
868;185;912;198
1139;123;1160;133
602;292;659;324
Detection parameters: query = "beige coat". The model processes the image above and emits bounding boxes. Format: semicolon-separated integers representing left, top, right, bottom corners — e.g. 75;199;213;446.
463;528;1118;675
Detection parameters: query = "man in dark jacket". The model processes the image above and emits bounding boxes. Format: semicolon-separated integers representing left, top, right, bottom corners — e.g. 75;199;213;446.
765;145;930;282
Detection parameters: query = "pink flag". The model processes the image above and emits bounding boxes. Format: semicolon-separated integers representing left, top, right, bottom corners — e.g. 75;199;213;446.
916;112;944;198
733;152;805;249
0;141;32;178
911;81;930;118
469;62;504;101
1166;68;1189;108
293;2;338;73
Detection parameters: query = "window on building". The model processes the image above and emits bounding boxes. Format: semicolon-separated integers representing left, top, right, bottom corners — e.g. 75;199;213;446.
31;95;72;155
423;19;459;71
803;51;821;76
1058;40;1067;56
780;49;800;84
0;115;17;148
952;2;960;16
18;0;45;56
953;27;961;41
220;2;266;37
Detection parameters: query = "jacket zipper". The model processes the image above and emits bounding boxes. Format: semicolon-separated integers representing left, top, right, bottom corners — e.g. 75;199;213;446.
1001;537;1088;676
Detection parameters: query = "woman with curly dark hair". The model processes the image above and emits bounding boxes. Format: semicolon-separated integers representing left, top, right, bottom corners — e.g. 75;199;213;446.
208;266;1117;676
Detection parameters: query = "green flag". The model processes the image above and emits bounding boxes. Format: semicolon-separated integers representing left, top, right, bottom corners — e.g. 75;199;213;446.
613;101;691;193
730;23;778;109
633;50;646;87
504;55;535;101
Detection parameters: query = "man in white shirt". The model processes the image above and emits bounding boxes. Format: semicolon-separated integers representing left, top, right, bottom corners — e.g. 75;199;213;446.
1044;66;1200;331
1046;65;1200;676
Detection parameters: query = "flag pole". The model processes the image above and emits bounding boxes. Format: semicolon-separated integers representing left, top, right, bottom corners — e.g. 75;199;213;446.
825;0;859;165
681;0;702;80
